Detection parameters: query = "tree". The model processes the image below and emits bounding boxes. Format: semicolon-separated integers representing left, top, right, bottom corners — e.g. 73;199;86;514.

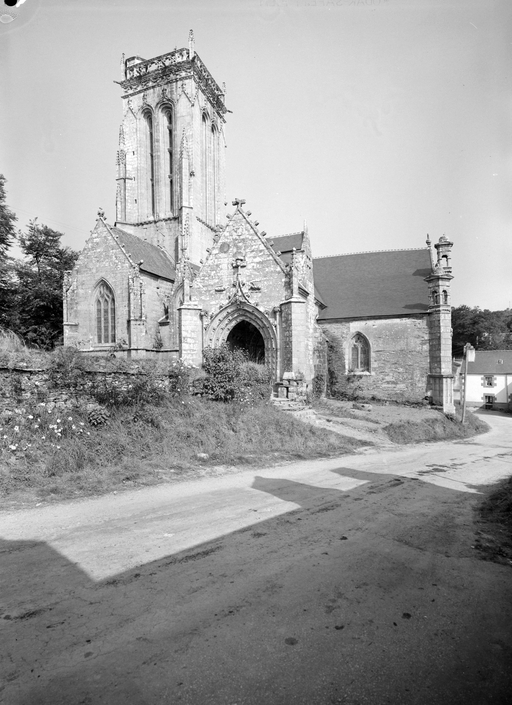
0;174;17;258
12;220;78;349
0;175;18;330
452;305;512;356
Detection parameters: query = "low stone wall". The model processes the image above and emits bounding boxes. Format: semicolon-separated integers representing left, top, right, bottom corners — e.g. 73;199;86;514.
0;356;180;412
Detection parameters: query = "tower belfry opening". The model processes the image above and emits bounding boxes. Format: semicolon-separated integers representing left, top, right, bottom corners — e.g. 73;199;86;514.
226;320;265;364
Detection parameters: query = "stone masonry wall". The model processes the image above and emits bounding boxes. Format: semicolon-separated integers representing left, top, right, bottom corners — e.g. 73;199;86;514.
320;315;430;402
0;358;179;413
64;221;135;349
64;220;174;354
194;210;287;321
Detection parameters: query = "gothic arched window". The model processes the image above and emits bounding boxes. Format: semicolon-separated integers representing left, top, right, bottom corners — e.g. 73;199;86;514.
211;123;218;224
350;334;370;373
144;111;156;216
202;113;210;221
165;108;174;214
95;281;116;345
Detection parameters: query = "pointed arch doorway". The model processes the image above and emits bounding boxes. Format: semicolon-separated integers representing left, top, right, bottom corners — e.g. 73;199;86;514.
226;320;265;363
205;302;278;378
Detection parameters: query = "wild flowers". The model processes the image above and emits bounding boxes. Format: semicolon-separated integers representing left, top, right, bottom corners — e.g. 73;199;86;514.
0;404;90;455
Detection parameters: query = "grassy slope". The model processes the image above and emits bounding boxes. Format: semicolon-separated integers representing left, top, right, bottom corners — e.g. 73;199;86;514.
0;399;365;505
385;410;489;444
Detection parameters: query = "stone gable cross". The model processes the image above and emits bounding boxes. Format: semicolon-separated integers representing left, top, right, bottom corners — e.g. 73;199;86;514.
232;198;246;207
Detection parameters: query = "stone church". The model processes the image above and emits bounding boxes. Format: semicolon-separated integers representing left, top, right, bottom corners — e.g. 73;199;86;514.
63;32;455;413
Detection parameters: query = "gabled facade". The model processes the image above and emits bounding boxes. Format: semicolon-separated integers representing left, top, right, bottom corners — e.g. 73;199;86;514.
465;351;512;411
63;35;455;412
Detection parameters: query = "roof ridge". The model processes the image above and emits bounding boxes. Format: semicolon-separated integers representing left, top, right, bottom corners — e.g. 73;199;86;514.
314;247;427;259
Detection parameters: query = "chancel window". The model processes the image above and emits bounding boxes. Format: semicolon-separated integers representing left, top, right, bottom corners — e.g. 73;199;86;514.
351;334;370;373
202;113;210;221
144;112;156;216
95;282;116;344
165;109;174;214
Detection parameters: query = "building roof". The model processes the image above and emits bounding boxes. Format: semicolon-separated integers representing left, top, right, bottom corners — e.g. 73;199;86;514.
313;248;432;320
270;232;304;266
110;226;175;281
467;350;512;375
271;232;304;254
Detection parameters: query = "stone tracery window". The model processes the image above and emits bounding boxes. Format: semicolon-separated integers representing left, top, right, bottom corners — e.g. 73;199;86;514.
350;333;370;373
165;107;174;214
202;112;210;222
143;111;156;216
95;281;116;344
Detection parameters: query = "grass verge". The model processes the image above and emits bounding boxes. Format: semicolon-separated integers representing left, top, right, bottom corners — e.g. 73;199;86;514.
0;398;366;507
473;476;512;567
385;410;489;444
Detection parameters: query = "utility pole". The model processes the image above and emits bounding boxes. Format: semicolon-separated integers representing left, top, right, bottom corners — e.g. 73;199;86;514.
461;343;476;423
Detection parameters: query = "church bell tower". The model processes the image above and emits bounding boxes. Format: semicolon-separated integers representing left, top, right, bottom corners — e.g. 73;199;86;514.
114;30;227;266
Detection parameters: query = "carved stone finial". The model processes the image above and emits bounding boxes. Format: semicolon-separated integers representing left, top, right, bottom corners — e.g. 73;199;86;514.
232;197;246;208
97;207;105;219
189;29;195;58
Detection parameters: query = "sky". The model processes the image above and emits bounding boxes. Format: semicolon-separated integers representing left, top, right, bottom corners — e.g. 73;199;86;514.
0;0;511;310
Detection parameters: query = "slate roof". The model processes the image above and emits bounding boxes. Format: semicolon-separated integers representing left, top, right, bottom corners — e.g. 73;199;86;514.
271;232;304;254
313;249;432;320
467;350;512;375
110;226;175;281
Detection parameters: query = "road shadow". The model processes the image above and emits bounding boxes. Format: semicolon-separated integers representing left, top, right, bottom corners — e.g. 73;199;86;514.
251;475;349;506
1;472;511;705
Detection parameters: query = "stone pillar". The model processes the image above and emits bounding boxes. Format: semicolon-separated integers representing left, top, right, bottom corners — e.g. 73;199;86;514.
279;297;313;382
178;302;203;366
128;320;147;358
425;235;455;415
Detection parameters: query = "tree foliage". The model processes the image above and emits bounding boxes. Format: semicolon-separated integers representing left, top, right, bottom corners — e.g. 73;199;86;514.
200;345;272;403
11;220;79;349
0;174;17;259
452;305;512;356
0;176;79;349
0;175;18;331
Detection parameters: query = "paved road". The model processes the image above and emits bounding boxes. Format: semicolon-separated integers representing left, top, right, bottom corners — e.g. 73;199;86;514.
1;411;511;704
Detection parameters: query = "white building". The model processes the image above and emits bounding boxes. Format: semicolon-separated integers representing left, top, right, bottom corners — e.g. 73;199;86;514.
465;350;512;411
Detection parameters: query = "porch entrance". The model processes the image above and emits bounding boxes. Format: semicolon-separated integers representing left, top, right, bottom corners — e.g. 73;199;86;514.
226;320;265;363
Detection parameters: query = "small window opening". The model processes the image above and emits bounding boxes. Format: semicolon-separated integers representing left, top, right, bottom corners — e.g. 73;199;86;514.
351;334;370;372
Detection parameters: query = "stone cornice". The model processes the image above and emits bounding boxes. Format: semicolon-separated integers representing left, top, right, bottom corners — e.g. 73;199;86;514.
118;52;227;119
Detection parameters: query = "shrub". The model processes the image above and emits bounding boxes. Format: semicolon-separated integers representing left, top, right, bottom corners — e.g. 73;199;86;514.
167;359;191;397
201;345;272;404
238;360;273;405
201;345;245;402
312;372;326;398
47;346;88;396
